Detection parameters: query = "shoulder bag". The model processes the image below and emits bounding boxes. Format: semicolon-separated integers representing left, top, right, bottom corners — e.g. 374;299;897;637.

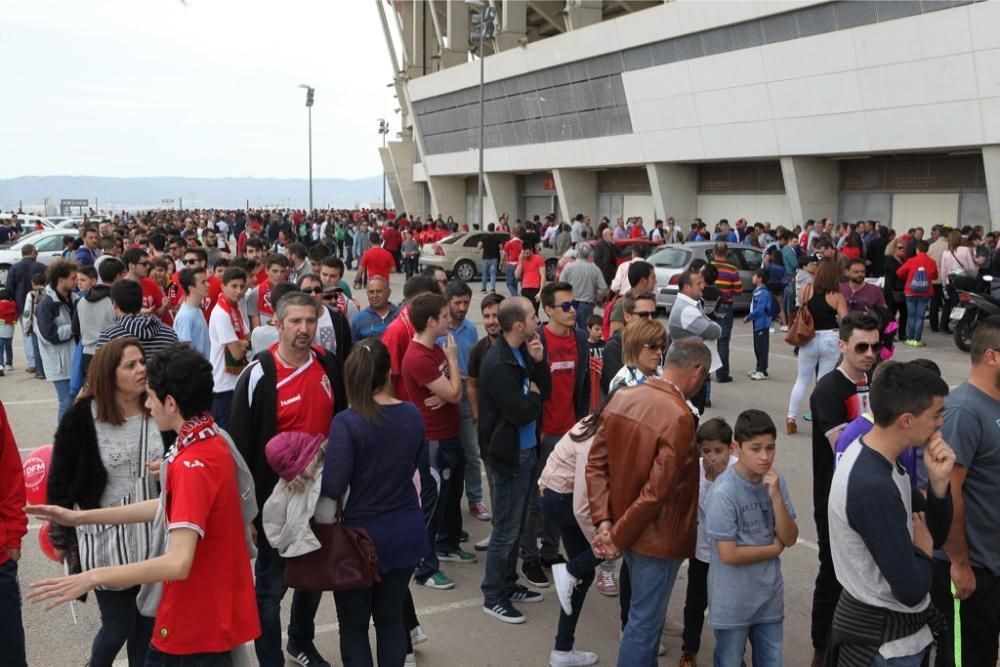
284;498;381;592
76;413;158;585
785;285;816;346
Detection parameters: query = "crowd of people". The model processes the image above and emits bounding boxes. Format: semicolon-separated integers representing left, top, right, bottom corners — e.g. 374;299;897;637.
0;207;996;667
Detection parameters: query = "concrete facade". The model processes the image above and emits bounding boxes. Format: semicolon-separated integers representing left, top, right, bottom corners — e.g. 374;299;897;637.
552;168;597;223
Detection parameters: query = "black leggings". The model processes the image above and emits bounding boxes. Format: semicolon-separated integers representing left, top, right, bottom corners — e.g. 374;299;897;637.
681;558;710;653
90;586;154;667
333;567;414;667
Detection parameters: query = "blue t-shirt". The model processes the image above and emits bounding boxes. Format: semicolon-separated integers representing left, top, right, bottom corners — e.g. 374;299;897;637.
173;302;211;360
436;316;479;378
705;467;796;630
509;346;537;450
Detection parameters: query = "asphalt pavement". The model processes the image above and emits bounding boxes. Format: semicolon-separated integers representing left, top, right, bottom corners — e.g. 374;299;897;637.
6;272;976;666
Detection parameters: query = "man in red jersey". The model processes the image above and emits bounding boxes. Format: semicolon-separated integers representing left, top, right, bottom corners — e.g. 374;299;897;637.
231;291;346;667
168;248;221;323
123;247;169;323
28;344;260;664
354;232;396;289
246;254;291;329
382;274;439;400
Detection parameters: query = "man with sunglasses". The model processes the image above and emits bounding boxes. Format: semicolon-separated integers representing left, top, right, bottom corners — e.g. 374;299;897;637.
167;247;222;323
807;313;880;666
298;274;351;364
123;248;169;323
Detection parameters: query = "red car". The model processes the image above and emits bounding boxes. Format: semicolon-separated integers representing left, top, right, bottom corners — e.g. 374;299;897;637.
555;238;663;279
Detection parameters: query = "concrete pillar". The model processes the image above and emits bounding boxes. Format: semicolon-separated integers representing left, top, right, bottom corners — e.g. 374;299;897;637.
647;162;698;225
484;172;517;225
497;0;527;51
378;147;403;211
780;156;840;226
553;168;597;223
565;0;602;31
427;174;466;220
443;0;470;68
387;140;423;216
982;145;1000;231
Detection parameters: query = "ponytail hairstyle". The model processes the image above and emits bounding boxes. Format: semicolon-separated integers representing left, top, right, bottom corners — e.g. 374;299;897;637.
343;338;392;423
570;385;625;442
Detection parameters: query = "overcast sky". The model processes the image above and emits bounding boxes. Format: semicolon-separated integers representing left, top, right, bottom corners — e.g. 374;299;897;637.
1;0;399;180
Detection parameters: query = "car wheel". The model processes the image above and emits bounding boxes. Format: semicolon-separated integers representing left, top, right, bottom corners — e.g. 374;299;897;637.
454;260;476;282
545;259;557;282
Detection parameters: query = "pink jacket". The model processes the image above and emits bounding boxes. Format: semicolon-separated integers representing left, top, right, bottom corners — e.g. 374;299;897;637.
538;421;597;543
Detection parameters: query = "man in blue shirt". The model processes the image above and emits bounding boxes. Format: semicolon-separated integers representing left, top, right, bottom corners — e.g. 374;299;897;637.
173;267;211;359
437;281;490;522
75;226;100;267
349;276;398;341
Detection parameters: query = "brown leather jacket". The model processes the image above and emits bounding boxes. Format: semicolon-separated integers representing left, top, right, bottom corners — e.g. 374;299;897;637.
586;378;700;559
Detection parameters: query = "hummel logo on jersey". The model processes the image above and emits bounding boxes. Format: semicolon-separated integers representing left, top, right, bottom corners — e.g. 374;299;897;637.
280;394;302;408
183;460;205;468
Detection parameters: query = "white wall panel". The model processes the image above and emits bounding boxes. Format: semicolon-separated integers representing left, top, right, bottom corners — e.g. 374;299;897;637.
858;54;978;110
865;101;983;152
622;61;692;102
697;194;792;228
629;96;699;133
892;193;961;229
640;128;705;162
695;85;773;125
767;70;864;119
774;113;870;155
981;98;1000;144
762;30;857;81
623;195;656;224
687;48;767;93
975;49;1000;99
969;1;1000;52
701;120;779;159
589;134;646;167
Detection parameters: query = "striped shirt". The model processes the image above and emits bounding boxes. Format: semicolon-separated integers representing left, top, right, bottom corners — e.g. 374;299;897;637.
711;260;741;304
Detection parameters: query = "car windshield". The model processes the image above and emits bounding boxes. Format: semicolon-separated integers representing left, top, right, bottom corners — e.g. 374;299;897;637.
649;247;691;268
438;235;460;245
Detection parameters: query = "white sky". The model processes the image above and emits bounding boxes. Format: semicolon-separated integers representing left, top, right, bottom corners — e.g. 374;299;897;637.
0;0;399;180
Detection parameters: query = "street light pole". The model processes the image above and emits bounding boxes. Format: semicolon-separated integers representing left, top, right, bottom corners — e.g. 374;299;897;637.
378;118;389;209
470;3;495;230
299;84;315;212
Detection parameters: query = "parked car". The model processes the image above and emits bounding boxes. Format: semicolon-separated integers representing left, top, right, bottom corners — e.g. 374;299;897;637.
419;231;558;282
554;238;663;280
0;230;79;283
0;213;54;233
648;242;763;312
54;218;85;229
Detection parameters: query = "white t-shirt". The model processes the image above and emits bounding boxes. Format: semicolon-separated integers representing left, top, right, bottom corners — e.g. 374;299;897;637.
696;454;739;563
314;306;336;355
208;302;249;393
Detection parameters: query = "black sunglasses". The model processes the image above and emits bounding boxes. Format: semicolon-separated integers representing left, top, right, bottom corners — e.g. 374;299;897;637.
633;311;656;319
184;259;200;265
552;301;576;313
854;342;882;354
302;287;323;294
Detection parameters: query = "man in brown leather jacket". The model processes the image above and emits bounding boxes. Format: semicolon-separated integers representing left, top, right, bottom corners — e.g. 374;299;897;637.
586;337;709;666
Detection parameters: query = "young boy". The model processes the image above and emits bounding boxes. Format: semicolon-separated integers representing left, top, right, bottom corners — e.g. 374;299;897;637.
27;343;260;661
705;409;798;666
208;266;250;431
744;269;773;381
586;314;605;360
76;265;98;294
679;417;738;667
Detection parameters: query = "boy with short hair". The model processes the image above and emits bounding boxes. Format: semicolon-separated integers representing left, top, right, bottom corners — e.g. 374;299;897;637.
679;417;737;667
744;269;773;381
208;267;250;430
586;314;604;360
705;409;798;666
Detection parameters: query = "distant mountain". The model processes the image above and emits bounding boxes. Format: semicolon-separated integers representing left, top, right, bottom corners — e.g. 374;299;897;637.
0;175;392;212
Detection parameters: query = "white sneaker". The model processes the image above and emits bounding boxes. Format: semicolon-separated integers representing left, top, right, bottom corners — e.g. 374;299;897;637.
551;563;578;616
404;652;417;667
662;617;684;637
474;534;490;551
549;649;599;666
410;625;428;645
3;364;11;372
769;327;776;334
749;371;768;381
780;325;789;333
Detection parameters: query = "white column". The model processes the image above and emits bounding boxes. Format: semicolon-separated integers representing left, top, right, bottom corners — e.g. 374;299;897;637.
553;168;598;223
982;145;1000;231
387;140;424;216
427;175;466;220
443;0;470;68
497;0;527;51
565;0;602;31
484;172;517;226
780;156;840;226
646;162;697;224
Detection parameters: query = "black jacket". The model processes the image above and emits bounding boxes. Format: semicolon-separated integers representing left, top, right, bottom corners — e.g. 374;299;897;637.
476;334;551;475
594;240;616;285
229;347;347;523
600;329;624;398
6;257;46;314
537;324;591;425
323;304;353;365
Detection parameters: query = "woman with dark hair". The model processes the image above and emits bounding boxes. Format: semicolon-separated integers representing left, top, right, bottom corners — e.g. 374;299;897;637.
537;387;627;667
322;338;428;667
45;337;164;667
786;259;847;434
607;317;667;391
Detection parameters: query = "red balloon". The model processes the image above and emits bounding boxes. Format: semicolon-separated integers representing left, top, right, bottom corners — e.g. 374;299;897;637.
38;522;60;563
22;444;53;506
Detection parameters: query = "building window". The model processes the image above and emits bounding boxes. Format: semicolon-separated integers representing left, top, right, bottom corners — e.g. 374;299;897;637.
697;162;785;194
841;156;987;191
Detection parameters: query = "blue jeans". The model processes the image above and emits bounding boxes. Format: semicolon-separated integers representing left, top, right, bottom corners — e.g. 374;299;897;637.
21;322;35;369
905;296;930;342
0;560;26;667
482;447;536;605
753;327;769;374
253;538;323;667
714;621;783;666
617;551;683;667
715;305;734;380
333;567;413;667
505;264;519;296
519;434;562;563
416;437;463;579
53;379;74;423
482;258;498;292
212;391;233;432
91;587;154;667
145;646;232;666
872;651;925;666
0;337;12;366
783;283;796;322
459;398;484;506
574;301;594;331
30;332;44;377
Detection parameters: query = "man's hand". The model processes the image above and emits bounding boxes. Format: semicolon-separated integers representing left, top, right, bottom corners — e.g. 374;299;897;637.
526;335;544;363
923;432;956;497
912;511;933;557
703;453;728;481
7;548;20;562
442;333;458;362
951;560;977;600
24;504;81;527
424;395;445;410
534;292;541;303
29;571;97;611
763;469;781;500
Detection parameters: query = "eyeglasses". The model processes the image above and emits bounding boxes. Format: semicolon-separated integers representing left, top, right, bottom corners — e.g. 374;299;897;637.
642;343;665;353
184;259;200;265
552;301;576;313
853;342;882;354
322;293;337;302
302;287;323;294
633;311;656;319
